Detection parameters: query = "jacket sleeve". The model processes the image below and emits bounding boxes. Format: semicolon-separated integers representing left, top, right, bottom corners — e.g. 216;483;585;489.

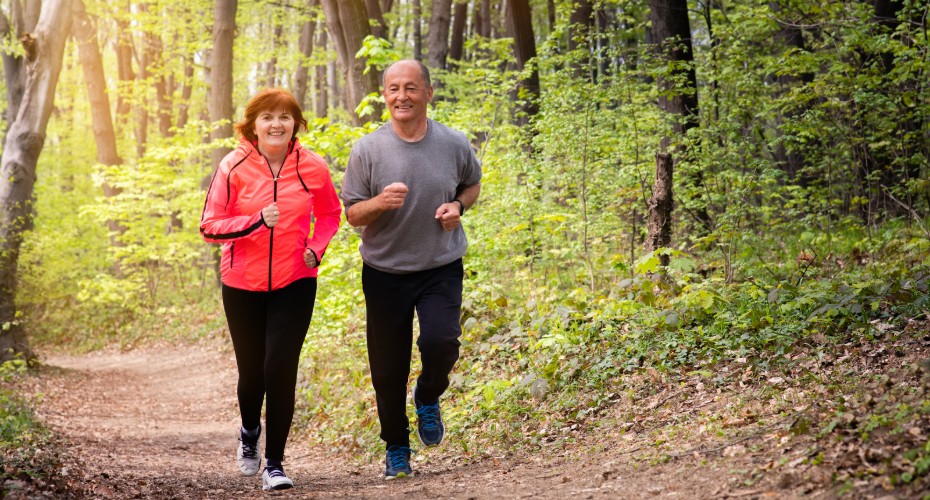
200;163;268;244
306;166;343;264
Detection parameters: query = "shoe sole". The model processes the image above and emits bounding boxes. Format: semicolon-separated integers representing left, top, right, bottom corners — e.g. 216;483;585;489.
384;471;414;480
239;465;260;476
262;483;294;491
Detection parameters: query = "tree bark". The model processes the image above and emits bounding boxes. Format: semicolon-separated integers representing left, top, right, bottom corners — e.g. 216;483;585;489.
645;153;674;267
0;0;73;363
426;0;452;70
506;0;540;122
114;16;134;118
315;25;329;118
321;0;381;124
0;2;40;133
365;0;388;39
412;0;423;61
649;0;708;231
448;0;467;63
476;0;491;38
568;0;594;81
294;17;316;110
209;0;236;183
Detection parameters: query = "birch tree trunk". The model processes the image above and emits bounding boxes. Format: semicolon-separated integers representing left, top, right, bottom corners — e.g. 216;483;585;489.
0;0;74;362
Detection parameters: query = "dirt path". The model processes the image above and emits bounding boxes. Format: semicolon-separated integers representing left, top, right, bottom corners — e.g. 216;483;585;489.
22;343;818;499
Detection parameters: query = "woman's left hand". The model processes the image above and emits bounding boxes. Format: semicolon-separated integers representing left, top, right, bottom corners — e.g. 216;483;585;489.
304;248;318;268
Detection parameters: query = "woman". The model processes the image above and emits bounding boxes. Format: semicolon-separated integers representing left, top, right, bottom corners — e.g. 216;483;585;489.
200;89;341;491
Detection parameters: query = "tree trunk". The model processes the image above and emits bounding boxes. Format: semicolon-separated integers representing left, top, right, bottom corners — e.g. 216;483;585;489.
506;0;540;123
73;0;126;250
294;17;316;110
0;0;74;363
114;17;134;118
321;0;381;124
476;0;491;38
568;0;594;81
645;153;674;267
426;0;452;70
381;0;393;14
448;0;467;63
0;3;40;134
365;0;388;39
73;0;118;165
649;0;708;231
209;0;236;184
315;25;329;119
412;0;423;61
178;58;194;130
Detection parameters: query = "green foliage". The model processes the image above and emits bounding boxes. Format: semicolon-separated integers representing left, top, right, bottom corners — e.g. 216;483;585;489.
9;0;930;492
0;386;59;488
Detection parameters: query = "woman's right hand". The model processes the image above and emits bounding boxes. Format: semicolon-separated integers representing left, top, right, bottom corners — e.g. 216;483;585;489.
262;202;280;228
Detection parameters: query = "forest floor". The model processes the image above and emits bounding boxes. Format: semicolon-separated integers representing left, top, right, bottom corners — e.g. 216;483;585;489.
4;331;928;499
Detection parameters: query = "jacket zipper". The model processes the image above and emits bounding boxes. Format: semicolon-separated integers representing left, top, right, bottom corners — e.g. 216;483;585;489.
230;242;235;269
269;175;277;291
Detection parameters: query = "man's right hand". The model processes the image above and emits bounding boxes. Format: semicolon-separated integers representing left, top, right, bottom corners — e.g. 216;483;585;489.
378;182;408;211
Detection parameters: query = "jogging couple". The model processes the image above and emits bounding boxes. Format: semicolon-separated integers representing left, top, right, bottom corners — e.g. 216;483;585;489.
200;59;482;490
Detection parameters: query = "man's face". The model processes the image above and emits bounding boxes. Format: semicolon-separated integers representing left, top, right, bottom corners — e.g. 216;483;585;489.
382;62;432;125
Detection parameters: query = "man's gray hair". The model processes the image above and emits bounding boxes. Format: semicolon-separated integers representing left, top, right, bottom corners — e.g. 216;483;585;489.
382;59;432;89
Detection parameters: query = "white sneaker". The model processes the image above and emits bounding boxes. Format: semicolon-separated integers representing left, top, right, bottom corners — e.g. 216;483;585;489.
236;428;261;476
262;466;294;491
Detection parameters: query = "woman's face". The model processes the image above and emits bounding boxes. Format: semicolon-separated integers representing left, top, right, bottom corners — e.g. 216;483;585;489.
253;108;295;152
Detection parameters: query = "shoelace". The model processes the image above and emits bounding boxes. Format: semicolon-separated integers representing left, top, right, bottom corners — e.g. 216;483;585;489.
387;446;411;469
266;466;287;478
240;438;258;459
416;403;440;430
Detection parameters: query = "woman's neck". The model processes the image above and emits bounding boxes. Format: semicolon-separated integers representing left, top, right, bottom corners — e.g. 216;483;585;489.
260;147;287;175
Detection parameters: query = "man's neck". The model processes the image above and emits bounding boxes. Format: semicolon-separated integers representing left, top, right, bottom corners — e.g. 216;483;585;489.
391;118;429;142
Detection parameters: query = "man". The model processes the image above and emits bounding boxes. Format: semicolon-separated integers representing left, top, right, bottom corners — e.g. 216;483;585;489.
341;59;482;480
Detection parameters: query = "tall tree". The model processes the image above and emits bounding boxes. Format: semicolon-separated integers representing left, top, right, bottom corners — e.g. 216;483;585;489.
648;0;707;231
426;0;453;70
0;0;41;132
412;0;423;60
0;0;74;362
209;0;236;183
294;16;316;110
448;0;467;63
507;0;540;122
365;0;388;39
321;0;381;125
568;0;595;81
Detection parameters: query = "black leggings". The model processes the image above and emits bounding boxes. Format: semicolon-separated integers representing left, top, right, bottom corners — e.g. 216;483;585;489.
222;278;316;462
362;259;463;447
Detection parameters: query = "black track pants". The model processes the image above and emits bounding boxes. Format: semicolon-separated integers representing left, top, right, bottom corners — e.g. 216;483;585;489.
362;259;463;447
222;277;316;461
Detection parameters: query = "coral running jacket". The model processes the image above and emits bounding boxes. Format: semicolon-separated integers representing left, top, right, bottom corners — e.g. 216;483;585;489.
200;138;342;291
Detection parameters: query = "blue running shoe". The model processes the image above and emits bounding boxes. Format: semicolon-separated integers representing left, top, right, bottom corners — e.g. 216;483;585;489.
384;445;413;480
414;385;445;446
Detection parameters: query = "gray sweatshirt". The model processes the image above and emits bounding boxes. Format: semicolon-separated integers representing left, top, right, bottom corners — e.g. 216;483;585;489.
341;119;482;273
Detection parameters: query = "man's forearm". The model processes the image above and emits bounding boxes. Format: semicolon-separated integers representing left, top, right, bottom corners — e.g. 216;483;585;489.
456;183;481;212
346;198;386;227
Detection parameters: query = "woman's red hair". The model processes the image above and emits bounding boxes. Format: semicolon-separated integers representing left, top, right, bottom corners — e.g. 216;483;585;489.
234;88;308;143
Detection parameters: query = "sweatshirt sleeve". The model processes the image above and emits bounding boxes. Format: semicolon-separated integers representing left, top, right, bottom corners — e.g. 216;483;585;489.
200;162;268;244
306;165;343;264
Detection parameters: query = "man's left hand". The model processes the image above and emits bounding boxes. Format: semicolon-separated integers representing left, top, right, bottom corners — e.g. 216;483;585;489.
434;203;461;231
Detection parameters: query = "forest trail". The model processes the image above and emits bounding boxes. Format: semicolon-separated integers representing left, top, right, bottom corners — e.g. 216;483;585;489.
21;343;813;499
